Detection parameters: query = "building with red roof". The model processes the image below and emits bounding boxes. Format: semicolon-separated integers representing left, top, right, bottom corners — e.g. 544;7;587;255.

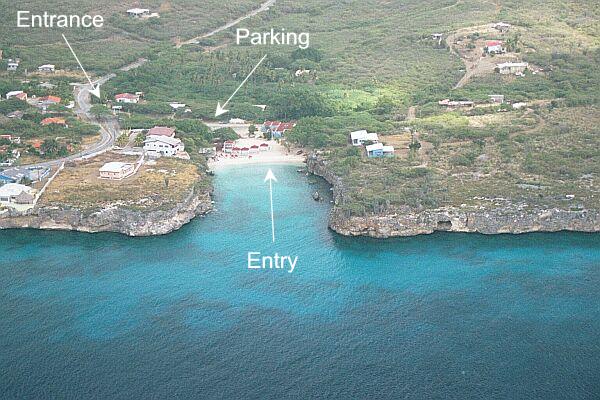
272;122;296;138
41;117;67;126
147;126;176;138
485;40;504;54
37;95;61;109
115;93;140;103
38;95;61;104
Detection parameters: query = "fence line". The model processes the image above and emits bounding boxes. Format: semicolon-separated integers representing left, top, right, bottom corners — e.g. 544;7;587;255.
34;161;65;204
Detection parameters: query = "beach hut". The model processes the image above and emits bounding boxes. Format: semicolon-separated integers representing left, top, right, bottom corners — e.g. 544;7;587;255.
240;147;250;157
259;143;270;151
249;145;260;154
232;146;241;156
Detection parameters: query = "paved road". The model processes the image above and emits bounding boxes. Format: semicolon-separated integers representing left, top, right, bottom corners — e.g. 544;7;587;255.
177;0;276;48
19;73;120;169
16;0;272;169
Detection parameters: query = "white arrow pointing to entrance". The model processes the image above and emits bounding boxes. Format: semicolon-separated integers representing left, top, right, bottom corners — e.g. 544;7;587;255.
264;169;277;243
215;54;267;117
62;34;101;98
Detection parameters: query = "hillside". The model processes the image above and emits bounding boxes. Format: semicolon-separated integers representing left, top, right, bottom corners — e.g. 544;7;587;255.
0;0;263;72
0;0;598;236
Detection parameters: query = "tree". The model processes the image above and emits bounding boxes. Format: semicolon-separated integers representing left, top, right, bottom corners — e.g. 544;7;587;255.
41;139;60;155
248;124;256;137
116;134;129;147
271;87;332;119
90;104;112;120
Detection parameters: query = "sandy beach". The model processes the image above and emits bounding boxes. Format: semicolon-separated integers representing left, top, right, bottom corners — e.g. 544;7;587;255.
207;138;305;170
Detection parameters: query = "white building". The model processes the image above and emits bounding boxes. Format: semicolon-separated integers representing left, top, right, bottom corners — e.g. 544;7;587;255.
127;8;150;18
0;183;35;205
115;93;140;103
38;64;56;73
6;90;26;100
492;22;511;32
143;135;185;157
489;94;505;104
485;41;504;54
295;69;311;77
7;59;19;71
497;62;528;75
350;130;379;146
99;162;135;180
169;102;186;110
365;143;395;158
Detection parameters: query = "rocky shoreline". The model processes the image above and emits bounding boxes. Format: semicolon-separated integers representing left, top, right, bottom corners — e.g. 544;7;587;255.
307;154;600;238
0;186;213;237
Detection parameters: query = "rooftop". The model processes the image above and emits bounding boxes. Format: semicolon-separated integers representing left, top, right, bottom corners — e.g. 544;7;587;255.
0;183;33;197
100;162;133;173
148;126;176;137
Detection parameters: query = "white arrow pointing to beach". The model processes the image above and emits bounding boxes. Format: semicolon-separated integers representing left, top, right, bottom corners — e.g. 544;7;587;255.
253;104;267;111
215;54;268;117
62;34;101;98
264;169;278;243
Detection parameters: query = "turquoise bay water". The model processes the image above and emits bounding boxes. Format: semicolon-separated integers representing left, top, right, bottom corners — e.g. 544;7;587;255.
1;165;599;399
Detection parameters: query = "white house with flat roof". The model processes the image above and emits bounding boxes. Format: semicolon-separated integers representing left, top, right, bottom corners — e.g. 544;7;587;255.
0;183;35;205
350;130;379;146
7;59;19;71
99;162;135;180
366;143;395;158
492;22;511;32
127;8;150;17
6;90;27;100
144;135;184;157
38;64;56;73
497;62;528;75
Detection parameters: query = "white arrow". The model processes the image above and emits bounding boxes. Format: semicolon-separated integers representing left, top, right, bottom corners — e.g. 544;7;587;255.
62;34;101;98
253;104;267;111
215;54;267;117
264;169;277;243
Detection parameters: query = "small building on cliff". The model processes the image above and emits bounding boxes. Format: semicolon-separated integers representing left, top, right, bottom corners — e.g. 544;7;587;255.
366;143;395;158
99;162;135;180
0;183;35;205
350;130;379;146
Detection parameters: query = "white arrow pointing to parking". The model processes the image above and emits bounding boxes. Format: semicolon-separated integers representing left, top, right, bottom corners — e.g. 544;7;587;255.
215;54;267;117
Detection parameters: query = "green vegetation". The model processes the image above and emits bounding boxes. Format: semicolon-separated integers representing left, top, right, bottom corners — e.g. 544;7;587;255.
0;0;263;73
1;0;598;218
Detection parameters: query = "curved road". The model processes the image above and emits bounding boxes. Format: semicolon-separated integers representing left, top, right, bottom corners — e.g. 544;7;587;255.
19;0;277;169
21;74;119;169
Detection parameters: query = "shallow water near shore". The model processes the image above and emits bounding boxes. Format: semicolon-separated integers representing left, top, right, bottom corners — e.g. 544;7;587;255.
1;164;599;399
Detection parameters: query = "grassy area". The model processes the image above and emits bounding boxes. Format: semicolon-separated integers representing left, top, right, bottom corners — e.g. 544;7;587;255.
323;106;598;215
0;0;263;73
40;153;204;212
2;0;598;218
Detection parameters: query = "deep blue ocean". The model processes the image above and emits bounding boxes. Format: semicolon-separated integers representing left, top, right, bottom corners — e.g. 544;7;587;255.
1;164;599;399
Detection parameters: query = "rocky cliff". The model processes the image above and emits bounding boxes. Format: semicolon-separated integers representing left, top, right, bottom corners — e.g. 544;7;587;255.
307;154;600;238
0;187;212;237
